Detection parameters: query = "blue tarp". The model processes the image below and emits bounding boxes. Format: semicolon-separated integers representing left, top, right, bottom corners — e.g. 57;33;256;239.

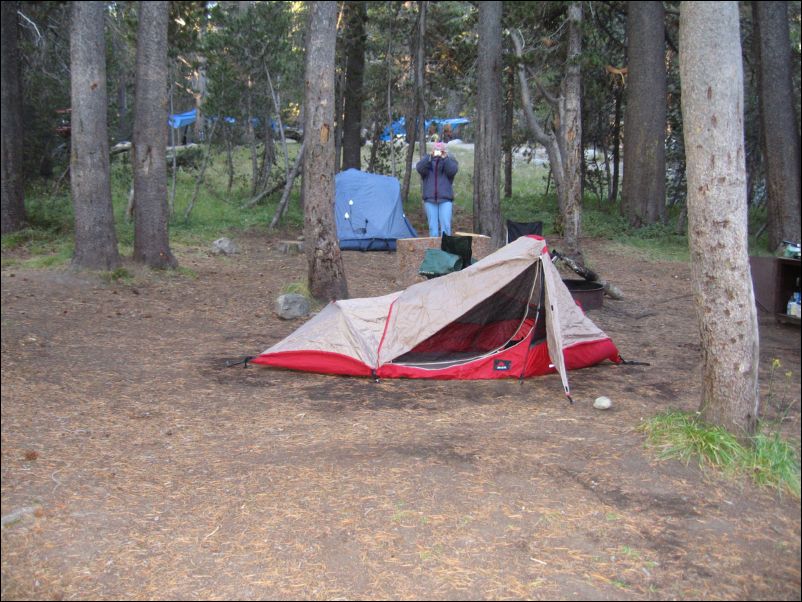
168;109;198;129
335;169;417;251
380;117;470;142
168;109;278;131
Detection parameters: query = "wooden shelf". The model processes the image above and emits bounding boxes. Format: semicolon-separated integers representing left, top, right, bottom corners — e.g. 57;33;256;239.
751;256;800;327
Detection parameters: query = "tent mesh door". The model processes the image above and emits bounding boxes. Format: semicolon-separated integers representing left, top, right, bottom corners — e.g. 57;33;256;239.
393;263;543;366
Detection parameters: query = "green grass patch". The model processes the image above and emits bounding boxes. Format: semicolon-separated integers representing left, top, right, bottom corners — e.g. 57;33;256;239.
23;248;72;269
100;267;134;284
747;432;802;496
6;140;774;270
280;281;311;297
640;410;801;497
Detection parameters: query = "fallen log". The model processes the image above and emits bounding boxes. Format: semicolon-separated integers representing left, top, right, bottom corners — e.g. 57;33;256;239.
552;250;624;300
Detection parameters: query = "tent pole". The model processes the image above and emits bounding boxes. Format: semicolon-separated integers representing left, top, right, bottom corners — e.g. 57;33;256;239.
519;263;545;382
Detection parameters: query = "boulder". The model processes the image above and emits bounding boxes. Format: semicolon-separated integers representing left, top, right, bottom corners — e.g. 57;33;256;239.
212;237;238;255
276;293;311;320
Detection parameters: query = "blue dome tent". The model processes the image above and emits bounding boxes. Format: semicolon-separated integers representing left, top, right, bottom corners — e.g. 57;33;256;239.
335;169;417;251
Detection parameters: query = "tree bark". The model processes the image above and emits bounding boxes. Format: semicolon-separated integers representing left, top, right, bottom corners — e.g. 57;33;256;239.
1;1;27;234
69;2;120;270
622;0;666;227
473;1;504;247
608;83;622;204
401;103;418;205
416;1;427;163
679;1;759;437
265;66;290;187
385;29;398;179
559;2;584;259
304;2;348;301
133;0;176;269
503;64;514;199
341;1;366;171
334;66;346;172
112;28;131;143
753;1;801;251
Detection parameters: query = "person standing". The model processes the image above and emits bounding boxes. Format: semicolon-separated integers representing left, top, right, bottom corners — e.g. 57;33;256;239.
416;141;459;237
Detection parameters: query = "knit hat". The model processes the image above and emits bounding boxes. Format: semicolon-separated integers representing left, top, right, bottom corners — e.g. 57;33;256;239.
434;141;446;152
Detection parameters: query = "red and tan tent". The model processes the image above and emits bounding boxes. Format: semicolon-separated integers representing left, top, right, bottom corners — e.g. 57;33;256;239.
253;236;620;397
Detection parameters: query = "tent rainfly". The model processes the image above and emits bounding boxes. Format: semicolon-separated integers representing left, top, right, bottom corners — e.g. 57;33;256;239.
253;236;621;397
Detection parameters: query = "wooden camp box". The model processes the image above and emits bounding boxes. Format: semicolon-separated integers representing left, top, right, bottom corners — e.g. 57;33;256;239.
396;233;495;288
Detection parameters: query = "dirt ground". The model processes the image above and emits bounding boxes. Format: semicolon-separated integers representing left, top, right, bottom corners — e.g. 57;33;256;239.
1;229;800;601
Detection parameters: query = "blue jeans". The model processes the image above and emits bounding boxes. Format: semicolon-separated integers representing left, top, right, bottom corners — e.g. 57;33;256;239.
424;201;453;237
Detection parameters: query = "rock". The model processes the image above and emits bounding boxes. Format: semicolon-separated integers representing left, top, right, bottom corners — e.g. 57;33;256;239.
278;240;304;255
593;396;612;410
276;293;311;320
212;237;238;255
1;505;41;528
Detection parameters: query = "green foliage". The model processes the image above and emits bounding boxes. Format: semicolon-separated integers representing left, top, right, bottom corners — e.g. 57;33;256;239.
101;267;133;284
204;2;302;124
0;179;74;268
640;410;801;497
281;281;311;297
17;3;72;179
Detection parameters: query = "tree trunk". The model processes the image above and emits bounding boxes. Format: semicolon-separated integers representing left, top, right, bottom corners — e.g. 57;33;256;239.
69;2;120;270
341;1;366;171
622;0;666;227
246;86;259;196
257;118;275;192
679;1;759;437
1;1;27;234
133;0;176;269
401;104;418;205
511;29;565;229
503;64;514;199
753;1;801;251
608;83;622;204
416;1;427;162
265;66;290;187
386;33;397;179
112;30;131;143
168;80;177;215
304;2;348;301
511;16;585;259
334;67;346;172
367;117;380;173
473;1;504;247
559;2;584;259
270;141;305;228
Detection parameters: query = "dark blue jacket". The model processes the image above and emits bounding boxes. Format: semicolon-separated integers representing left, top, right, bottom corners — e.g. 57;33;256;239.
416;154;459;204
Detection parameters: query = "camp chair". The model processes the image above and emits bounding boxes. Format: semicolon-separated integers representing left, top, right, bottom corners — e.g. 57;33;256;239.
506;220;543;244
441;233;472;270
